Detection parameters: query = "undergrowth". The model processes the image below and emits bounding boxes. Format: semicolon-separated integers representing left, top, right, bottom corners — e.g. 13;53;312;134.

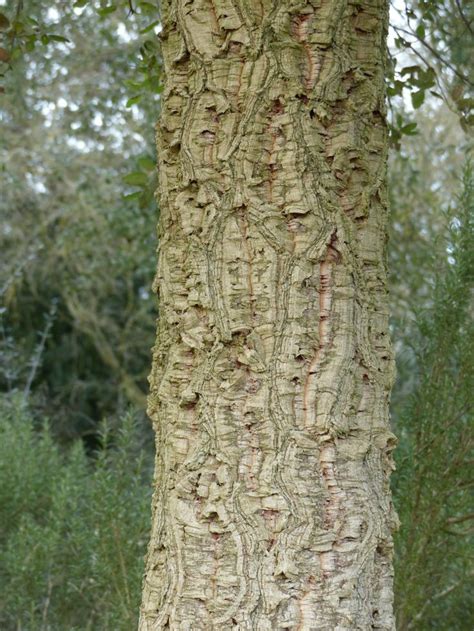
0;397;152;631
392;162;474;630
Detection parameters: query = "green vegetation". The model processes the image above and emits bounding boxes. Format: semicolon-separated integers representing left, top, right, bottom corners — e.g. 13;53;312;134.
0;1;158;442
0;397;152;630
0;164;470;629
392;163;473;630
0;0;472;628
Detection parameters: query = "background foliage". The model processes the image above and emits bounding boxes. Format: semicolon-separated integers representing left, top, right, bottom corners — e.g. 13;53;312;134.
391;161;473;630
0;398;152;630
1;0;159;444
0;0;472;629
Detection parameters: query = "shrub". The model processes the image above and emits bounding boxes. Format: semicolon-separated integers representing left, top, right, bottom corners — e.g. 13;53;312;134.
393;163;474;630
0;396;152;631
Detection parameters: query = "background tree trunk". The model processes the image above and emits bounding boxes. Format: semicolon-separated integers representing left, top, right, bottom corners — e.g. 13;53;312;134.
140;0;398;628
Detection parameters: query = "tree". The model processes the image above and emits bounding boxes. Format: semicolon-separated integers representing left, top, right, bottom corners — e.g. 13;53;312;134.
0;1;158;441
392;163;473;630
140;0;398;628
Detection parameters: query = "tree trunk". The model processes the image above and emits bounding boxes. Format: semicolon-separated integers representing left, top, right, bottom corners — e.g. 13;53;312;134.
140;0;398;629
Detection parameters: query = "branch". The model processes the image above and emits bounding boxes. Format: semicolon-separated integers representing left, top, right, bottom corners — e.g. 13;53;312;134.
454;0;474;36
406;573;474;629
394;24;474;88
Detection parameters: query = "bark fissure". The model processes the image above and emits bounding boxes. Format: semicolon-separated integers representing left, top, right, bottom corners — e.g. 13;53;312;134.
141;1;397;629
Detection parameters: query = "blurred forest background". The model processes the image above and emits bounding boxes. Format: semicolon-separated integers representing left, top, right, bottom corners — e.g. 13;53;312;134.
0;1;472;630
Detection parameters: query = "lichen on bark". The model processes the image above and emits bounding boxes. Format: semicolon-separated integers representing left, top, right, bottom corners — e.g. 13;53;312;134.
140;1;398;629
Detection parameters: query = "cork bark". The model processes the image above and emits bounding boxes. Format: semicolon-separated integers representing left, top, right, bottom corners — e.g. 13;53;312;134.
140;0;398;629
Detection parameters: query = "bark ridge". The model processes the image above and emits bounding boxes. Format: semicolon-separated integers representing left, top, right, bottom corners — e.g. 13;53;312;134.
140;1;397;629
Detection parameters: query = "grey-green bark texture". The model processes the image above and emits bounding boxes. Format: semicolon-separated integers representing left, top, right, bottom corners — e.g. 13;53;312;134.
140;0;398;629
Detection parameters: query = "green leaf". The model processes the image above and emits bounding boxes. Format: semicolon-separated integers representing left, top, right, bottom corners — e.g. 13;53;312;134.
139;1;158;13
126;95;142;107
411;90;425;109
401;65;421;77
138;156;156;171
415;24;425;39
74;0;89;7
387;80;404;97
97;6;117;17
417;68;436;89
123;191;142;201
140;20;160;34
0;12;10;30
457;97;474;110
123;172;148;186
401;122;418;135
124;79;145;90
41;34;50;45
49;35;71;43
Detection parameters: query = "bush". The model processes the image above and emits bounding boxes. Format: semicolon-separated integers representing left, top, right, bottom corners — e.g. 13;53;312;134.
0;396;152;630
392;162;474;630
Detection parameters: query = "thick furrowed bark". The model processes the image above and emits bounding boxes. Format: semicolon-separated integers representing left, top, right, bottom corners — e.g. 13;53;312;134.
140;1;397;629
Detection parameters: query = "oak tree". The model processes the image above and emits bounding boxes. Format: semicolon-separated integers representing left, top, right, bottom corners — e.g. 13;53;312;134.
140;0;398;628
